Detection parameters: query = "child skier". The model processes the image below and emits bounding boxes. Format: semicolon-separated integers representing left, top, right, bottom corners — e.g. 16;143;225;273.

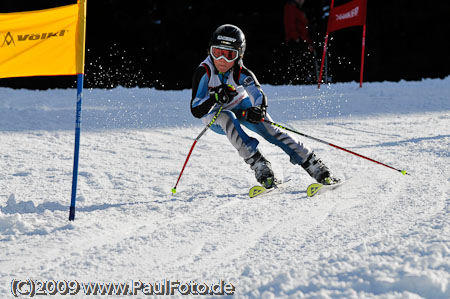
190;24;339;188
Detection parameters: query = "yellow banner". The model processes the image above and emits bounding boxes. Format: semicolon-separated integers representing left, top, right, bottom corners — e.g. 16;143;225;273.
0;0;86;79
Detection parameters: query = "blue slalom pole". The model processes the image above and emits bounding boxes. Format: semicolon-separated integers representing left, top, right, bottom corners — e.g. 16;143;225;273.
69;73;84;221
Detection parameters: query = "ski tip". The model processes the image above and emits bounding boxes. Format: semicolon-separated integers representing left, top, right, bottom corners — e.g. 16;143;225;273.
171;188;177;194
249;185;267;198
306;183;323;197
401;170;409;176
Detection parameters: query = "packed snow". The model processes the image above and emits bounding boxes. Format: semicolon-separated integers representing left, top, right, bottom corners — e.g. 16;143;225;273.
0;77;449;298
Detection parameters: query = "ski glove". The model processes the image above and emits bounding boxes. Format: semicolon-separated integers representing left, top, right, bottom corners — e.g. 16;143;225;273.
209;84;238;105
244;106;266;124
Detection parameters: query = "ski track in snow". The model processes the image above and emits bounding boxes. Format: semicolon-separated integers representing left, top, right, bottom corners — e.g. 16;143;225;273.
0;78;449;298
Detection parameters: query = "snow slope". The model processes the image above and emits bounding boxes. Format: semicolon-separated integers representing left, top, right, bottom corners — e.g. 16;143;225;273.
0;78;449;298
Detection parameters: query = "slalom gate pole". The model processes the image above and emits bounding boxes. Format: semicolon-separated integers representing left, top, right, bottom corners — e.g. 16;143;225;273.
171;106;224;194
313;49;320;83
317;32;329;89
360;23;366;88
263;119;409;176
69;74;84;221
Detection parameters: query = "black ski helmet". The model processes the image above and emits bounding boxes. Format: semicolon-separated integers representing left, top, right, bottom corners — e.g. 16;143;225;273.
209;24;246;60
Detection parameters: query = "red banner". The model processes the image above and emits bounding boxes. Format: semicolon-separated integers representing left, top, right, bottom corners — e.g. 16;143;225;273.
327;0;367;32
318;0;368;88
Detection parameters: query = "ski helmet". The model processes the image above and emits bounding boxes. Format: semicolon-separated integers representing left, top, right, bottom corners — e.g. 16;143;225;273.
209;24;246;61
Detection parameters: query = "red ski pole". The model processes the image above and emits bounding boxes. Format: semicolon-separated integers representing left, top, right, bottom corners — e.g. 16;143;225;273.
172;106;224;194
264;119;409;175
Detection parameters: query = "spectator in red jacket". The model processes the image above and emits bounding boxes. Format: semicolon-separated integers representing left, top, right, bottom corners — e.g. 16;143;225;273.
284;0;313;50
283;0;316;84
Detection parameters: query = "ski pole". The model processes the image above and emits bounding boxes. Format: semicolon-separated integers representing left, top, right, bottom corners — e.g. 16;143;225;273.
263;119;409;175
171;106;224;194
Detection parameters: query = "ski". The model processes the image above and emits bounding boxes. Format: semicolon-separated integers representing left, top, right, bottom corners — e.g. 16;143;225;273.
249;179;291;198
306;180;347;197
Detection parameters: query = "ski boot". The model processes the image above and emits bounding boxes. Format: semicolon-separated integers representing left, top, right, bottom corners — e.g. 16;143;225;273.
245;151;275;189
301;152;340;185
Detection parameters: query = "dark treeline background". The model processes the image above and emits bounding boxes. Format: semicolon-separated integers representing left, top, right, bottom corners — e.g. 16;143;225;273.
1;0;449;90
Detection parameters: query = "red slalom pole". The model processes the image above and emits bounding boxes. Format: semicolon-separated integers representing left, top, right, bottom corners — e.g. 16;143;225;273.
318;0;335;89
171;106;224;194
263;119;409;175
360;23;366;87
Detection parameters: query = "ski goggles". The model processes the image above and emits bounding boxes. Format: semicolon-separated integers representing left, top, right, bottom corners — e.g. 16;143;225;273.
210;46;239;62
